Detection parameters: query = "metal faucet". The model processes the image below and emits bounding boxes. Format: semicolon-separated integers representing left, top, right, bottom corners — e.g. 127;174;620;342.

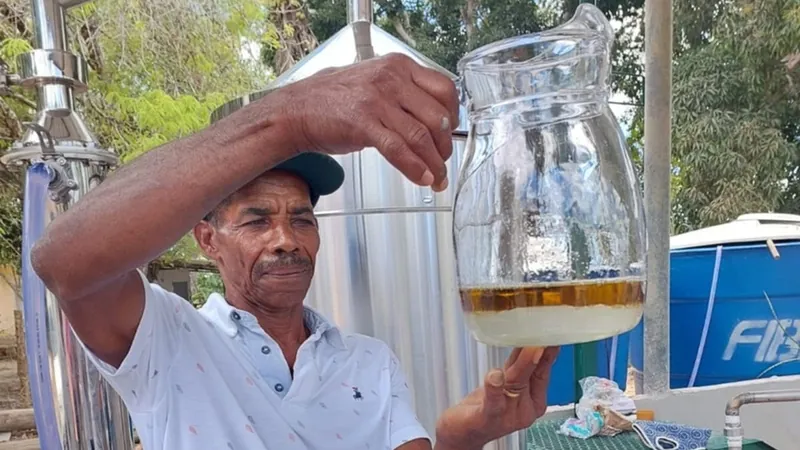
724;389;800;450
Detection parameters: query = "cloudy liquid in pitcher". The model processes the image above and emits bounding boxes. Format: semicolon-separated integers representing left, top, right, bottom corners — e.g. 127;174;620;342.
460;277;644;346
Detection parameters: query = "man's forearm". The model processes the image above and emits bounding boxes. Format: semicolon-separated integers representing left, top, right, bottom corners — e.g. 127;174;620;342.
32;90;299;301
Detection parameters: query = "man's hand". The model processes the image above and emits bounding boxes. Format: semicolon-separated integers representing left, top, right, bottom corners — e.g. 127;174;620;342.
272;53;460;192
433;347;560;450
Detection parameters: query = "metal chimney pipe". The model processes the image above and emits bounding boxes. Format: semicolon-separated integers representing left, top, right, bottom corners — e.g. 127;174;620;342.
30;0;73;114
31;0;68;50
348;0;375;61
347;0;374;23
0;0;134;449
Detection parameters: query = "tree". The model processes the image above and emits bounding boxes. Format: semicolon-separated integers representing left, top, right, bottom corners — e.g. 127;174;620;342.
0;34;33;295
670;0;800;232
0;0;276;279
307;0;644;82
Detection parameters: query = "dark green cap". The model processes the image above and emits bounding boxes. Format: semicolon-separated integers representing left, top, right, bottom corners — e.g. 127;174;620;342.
273;152;345;206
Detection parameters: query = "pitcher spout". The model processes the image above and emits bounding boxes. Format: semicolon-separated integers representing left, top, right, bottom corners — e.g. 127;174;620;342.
560;3;615;46
457;3;615;114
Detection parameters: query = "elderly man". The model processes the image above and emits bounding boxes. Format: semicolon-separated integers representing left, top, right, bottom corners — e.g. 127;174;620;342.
32;54;558;450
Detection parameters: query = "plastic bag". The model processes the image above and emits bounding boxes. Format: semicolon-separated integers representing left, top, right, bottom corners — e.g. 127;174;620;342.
558;376;635;439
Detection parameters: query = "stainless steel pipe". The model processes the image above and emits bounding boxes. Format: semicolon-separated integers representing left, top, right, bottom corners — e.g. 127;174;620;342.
347;0;373;24
724;389;800;450
30;0;67;50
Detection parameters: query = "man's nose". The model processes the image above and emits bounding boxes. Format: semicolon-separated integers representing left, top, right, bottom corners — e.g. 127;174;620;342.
268;222;300;254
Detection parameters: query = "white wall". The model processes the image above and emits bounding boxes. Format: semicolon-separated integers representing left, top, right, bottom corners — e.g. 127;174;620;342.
0;266;20;337
154;269;192;300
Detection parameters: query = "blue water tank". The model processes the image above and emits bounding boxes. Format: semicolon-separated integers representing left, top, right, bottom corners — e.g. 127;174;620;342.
630;214;800;388
547;331;633;406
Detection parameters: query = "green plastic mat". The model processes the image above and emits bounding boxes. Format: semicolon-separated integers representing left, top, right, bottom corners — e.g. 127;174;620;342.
526;420;777;450
526;420;647;450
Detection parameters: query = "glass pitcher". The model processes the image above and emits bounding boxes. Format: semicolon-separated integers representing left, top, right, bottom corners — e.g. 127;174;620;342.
453;4;646;347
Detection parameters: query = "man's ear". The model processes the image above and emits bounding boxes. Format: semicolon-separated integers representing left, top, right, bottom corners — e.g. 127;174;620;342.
193;221;218;259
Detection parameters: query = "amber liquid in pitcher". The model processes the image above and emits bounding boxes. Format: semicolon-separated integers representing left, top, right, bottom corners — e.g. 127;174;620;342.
459;278;645;346
460;278;644;311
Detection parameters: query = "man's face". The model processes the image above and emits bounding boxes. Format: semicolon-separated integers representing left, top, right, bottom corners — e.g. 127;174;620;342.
194;171;320;308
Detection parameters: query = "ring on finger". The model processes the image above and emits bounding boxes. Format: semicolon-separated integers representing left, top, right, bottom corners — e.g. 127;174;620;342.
503;387;524;398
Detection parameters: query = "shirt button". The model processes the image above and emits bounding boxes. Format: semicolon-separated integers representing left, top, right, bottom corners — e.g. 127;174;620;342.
231;311;241;321
274;383;284;392
261;345;271;355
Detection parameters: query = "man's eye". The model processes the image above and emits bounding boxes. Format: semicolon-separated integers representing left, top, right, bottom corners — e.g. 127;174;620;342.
293;218;316;226
245;219;267;226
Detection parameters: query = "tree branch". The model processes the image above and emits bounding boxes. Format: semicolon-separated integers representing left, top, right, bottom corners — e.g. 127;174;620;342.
2;90;35;109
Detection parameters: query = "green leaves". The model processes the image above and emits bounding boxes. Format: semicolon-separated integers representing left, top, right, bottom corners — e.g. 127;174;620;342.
0;194;22;271
0;38;32;72
0;0;271;272
670;0;800;232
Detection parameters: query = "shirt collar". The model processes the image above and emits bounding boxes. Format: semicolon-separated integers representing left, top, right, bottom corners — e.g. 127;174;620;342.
199;293;347;350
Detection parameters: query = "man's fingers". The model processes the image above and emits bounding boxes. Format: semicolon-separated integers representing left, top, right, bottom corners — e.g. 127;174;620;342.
529;347;560;398
409;64;460;128
398;84;455;166
363;122;434;187
504;348;523;370
481;369;509;415
378;106;447;189
504;347;545;386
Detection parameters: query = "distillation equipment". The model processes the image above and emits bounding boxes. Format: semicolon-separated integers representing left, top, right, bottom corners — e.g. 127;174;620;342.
0;0;134;449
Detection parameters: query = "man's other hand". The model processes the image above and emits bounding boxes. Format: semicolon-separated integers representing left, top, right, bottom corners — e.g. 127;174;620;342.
272;53;460;192
434;347;560;450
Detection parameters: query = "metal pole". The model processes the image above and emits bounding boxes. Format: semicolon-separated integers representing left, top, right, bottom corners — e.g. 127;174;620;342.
30;0;67;50
1;0;134;448
347;0;373;23
643;0;673;395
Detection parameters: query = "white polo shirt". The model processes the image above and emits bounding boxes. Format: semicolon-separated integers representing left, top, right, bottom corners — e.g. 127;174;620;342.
84;271;430;450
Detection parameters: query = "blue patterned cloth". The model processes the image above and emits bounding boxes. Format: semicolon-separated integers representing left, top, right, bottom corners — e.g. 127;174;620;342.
632;421;712;450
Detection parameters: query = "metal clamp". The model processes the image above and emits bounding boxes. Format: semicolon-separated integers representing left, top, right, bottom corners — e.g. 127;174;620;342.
23;122;57;156
21;122;77;203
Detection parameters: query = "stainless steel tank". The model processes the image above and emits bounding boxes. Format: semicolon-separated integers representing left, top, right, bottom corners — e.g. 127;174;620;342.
211;1;521;448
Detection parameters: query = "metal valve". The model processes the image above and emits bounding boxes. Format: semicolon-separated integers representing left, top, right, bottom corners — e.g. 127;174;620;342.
23;122;78;204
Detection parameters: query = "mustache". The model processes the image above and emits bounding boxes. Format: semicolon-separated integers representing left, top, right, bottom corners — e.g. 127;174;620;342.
254;254;313;273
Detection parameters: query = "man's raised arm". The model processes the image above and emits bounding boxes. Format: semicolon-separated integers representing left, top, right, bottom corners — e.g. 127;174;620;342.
31;84;306;367
30;53;459;368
